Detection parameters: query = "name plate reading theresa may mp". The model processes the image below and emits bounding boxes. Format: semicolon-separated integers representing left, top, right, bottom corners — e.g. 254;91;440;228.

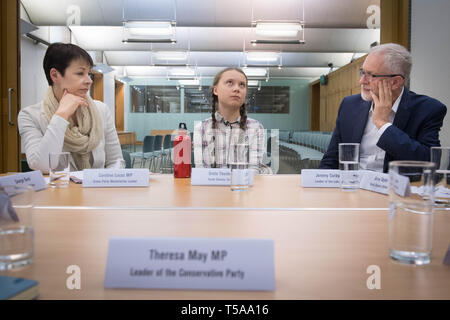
104;237;275;291
82;169;149;187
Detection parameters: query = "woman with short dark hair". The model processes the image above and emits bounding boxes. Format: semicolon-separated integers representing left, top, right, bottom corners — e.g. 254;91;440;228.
18;43;124;172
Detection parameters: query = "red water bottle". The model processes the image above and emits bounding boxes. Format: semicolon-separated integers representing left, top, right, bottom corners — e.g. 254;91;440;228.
173;123;191;178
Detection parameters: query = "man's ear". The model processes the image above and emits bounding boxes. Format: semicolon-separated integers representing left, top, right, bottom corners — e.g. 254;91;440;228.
391;76;404;90
49;68;60;84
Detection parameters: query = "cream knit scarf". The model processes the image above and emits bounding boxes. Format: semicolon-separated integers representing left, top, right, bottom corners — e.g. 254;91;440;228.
43;87;102;170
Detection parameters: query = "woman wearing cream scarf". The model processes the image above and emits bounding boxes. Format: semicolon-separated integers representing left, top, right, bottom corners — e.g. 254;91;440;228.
18;43;124;172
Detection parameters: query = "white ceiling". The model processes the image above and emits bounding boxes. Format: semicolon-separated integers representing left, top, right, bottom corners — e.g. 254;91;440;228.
21;0;380;79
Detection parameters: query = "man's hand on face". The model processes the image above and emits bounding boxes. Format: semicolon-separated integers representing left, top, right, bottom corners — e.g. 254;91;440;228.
370;79;393;129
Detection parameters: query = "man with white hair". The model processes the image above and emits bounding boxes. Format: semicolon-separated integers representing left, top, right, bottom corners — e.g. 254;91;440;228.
319;43;447;173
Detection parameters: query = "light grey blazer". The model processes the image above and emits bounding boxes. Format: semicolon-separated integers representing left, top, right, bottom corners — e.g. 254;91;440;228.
18;100;124;173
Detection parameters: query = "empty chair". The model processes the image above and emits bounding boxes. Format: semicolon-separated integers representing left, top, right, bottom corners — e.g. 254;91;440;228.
148;135;163;172
122;150;132;168
130;135;154;168
161;134;174;173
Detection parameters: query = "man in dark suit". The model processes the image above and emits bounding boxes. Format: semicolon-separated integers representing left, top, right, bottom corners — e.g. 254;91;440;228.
319;43;447;173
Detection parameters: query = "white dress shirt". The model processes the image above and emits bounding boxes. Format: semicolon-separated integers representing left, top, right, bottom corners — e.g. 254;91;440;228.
359;88;404;172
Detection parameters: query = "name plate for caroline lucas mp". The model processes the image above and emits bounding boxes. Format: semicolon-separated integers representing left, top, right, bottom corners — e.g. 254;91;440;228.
301;169;341;188
104;237;275;291
82;169;149;187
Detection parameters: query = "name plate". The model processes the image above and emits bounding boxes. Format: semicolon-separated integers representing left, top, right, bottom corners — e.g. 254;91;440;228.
359;170;389;195
391;171;411;197
301;169;341;188
0;171;47;191
104;237;275;291
191;168;231;186
82;169;149;187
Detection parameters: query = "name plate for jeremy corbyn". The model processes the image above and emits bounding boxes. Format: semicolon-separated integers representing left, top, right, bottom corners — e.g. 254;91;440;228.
191;168;231;186
359;170;390;195
301;169;341;187
0;171;47;191
82;169;149;187
104;237;275;291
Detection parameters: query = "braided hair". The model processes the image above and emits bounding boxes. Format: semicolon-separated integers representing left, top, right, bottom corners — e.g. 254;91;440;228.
210;67;248;167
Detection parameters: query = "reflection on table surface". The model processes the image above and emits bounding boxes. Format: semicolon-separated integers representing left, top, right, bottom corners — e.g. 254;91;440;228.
34;174;390;210
2;209;449;299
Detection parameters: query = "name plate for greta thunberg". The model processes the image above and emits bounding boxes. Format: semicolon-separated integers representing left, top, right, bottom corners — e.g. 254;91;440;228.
191;168;231;186
359;170;390;195
301;169;341;188
104;237;275;291
0;171;47;191
82;169;149;187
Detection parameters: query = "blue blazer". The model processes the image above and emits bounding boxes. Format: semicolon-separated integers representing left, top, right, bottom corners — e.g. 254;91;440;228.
319;87;447;173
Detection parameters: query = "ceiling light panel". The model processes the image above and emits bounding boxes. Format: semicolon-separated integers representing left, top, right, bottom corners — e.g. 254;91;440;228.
246;51;280;62
124;21;174;36
178;79;200;86
154;51;188;61
242;68;267;77
255;22;302;37
169;67;195;76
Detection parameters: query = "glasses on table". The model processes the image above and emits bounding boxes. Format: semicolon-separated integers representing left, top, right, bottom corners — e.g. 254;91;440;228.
359;69;405;81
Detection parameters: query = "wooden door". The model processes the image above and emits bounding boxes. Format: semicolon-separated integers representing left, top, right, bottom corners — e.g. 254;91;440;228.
0;0;20;173
115;80;124;131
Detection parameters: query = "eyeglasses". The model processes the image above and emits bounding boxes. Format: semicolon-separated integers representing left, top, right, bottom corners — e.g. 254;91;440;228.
359;69;404;80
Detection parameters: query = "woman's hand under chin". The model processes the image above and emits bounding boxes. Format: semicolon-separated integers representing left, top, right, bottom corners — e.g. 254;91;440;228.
54;89;89;121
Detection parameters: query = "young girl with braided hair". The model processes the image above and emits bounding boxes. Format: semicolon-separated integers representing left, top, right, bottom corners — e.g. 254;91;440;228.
193;68;271;174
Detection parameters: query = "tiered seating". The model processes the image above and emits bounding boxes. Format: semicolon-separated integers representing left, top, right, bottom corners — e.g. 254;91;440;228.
278;131;332;170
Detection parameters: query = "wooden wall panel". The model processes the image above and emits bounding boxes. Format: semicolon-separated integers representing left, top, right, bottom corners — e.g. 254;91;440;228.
115;80;124;131
90;72;103;102
310;55;366;133
380;0;410;49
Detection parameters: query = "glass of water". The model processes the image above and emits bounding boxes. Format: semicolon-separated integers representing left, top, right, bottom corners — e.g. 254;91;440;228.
0;185;34;270
430;147;450;210
49;152;70;187
229;144;249;192
339;143;360;191
388;161;435;265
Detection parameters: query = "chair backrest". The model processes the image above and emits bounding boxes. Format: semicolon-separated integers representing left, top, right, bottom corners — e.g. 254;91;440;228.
142;135;155;153
153;135;163;151
163;134;172;149
267;136;272;154
122;150;132;168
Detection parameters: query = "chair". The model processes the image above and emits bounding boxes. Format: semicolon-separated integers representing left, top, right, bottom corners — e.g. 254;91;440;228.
161;134;174;173
147;135;163;172
21;159;32;172
130;135;154;168
122;150;132;168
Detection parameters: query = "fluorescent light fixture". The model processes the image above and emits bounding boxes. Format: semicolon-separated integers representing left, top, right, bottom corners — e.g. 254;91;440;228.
154;51;187;61
169;67;195;76
242;68;267;77
246;51;280;62
92;64;114;74
247;80;259;86
117;76;133;83
124;21;174;36
251;39;304;45
255;22;302;37
178;79;200;86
